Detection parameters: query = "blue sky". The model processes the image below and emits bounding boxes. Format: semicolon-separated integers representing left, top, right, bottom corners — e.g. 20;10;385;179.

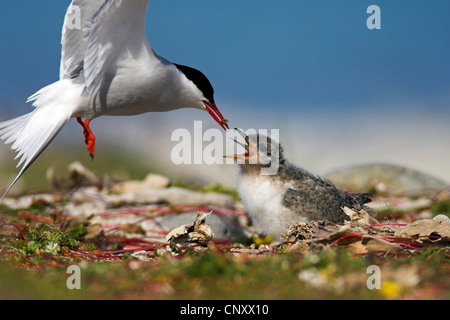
0;0;449;117
0;0;450;186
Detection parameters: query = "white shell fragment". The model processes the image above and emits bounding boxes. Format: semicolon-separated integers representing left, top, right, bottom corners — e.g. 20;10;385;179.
165;211;214;246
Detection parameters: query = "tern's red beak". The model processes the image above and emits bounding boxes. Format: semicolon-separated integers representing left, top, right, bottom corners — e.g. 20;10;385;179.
203;101;229;130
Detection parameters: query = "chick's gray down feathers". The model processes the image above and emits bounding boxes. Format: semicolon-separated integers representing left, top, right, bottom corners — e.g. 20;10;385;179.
280;161;373;223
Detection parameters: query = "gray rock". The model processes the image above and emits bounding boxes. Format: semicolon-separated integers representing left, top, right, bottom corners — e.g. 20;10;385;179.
325;163;448;193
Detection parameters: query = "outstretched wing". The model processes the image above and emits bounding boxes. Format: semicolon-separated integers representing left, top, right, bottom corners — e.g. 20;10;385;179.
60;0;151;96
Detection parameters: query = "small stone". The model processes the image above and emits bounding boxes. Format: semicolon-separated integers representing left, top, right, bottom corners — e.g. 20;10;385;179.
432;214;450;223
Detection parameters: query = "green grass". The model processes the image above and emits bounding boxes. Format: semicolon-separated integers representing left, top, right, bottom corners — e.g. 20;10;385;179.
0;247;447;300
1;201;448;300
430;201;450;218
0;152;448;300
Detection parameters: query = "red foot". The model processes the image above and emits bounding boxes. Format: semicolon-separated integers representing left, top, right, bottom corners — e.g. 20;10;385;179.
76;117;96;159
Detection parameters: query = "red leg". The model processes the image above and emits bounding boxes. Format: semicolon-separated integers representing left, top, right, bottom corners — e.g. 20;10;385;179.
76;117;88;144
76;117;96;159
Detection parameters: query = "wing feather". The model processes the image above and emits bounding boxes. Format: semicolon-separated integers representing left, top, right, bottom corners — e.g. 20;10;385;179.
282;177;360;222
60;0;150;96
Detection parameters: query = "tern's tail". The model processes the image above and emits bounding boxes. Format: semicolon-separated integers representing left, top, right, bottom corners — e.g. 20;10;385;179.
0;80;77;199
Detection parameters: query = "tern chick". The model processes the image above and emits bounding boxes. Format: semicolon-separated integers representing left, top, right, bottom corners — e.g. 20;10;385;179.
228;130;375;238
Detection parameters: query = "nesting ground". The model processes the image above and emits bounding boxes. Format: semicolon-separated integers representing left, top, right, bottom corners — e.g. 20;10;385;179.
0;163;449;299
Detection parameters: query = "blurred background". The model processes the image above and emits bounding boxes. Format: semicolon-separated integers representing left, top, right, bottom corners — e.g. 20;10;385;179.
0;0;449;194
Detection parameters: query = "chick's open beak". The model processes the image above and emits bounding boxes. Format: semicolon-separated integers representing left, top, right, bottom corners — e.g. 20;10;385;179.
203;101;229;130
224;128;257;159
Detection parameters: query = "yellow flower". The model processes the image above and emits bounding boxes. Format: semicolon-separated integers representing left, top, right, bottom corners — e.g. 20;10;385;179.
253;235;274;246
380;280;402;298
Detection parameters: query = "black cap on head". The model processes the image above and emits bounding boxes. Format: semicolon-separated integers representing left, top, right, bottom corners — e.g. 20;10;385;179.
174;63;215;105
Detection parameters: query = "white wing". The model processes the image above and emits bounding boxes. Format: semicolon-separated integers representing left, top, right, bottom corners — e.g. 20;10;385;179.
60;0;151;97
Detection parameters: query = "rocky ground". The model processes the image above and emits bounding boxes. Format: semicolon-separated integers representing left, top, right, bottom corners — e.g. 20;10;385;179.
0;162;449;300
